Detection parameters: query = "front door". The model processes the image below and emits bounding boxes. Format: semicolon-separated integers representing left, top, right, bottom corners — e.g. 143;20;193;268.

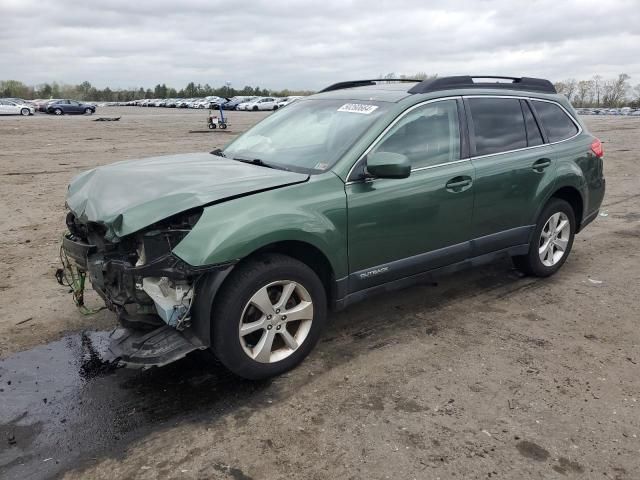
0;100;12;114
346;98;475;292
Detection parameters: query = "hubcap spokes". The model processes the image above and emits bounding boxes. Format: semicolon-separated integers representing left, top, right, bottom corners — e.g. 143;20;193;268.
539;212;570;267
239;281;313;363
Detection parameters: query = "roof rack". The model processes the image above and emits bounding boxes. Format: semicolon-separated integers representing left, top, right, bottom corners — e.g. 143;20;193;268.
319;79;421;93
407;76;556;94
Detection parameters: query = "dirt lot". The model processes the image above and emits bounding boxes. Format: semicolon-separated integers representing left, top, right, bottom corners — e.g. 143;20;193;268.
0;109;639;479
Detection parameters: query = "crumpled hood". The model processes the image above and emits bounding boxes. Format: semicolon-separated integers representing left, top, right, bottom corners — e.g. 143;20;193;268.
66;153;309;240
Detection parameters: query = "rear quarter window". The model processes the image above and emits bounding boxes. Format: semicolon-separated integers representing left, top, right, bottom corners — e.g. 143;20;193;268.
532;100;579;143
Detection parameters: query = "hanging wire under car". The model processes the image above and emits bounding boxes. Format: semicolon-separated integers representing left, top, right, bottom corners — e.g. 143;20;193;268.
55;238;106;316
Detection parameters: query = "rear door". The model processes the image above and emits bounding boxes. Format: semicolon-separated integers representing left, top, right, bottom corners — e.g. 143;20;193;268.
68;100;81;113
465;96;557;254
346;98;475;291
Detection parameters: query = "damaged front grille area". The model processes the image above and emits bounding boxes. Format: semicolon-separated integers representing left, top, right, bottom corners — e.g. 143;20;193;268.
62;207;225;331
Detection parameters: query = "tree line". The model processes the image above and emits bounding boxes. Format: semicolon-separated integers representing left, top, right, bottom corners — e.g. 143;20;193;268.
1;74;639;107
381;72;640;108
0;80;314;102
554;74;640;108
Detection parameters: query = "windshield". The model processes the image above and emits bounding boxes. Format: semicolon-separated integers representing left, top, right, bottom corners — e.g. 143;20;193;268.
223;99;389;173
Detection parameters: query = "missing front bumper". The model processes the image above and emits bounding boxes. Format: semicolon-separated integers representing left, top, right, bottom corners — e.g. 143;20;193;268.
109;325;207;368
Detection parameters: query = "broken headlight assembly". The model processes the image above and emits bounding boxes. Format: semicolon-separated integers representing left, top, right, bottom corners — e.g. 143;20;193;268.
131;208;204;329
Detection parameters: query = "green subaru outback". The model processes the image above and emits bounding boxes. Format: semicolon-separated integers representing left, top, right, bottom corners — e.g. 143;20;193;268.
60;76;605;379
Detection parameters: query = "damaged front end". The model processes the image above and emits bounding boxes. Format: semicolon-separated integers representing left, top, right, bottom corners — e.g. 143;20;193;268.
58;208;232;368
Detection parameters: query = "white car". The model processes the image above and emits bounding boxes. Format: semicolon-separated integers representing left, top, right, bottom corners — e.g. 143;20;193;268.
276;96;303;108
0;99;35;116
236;98;258;111
244;97;279;111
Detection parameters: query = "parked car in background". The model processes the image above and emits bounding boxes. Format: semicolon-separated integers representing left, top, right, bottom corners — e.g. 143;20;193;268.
205;97;228;109
46;99;96;115
34;99;60;112
276;96;303;108
244;97;280;111
225;96;256;110
0;99;35;115
4;98;36;108
236;98;258;111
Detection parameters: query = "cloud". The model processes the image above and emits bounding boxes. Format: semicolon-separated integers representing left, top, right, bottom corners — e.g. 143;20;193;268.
2;0;639;90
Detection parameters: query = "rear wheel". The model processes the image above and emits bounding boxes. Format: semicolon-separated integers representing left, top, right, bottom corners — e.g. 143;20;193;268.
211;254;326;379
513;198;575;277
54;108;63;115
20;108;30;116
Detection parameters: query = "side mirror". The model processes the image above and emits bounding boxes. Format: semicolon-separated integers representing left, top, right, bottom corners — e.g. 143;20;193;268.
366;152;411;179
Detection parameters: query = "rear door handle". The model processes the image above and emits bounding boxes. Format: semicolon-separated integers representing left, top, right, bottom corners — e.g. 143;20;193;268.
445;176;472;192
532;158;551;172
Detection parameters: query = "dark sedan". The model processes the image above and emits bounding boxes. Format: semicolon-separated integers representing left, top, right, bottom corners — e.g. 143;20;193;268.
46;100;96;115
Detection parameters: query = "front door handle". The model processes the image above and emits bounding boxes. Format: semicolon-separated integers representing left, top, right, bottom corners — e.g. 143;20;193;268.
532;158;552;172
445;176;472;192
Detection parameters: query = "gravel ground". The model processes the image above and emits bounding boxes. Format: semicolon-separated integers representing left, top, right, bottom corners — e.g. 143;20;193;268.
0;109;638;479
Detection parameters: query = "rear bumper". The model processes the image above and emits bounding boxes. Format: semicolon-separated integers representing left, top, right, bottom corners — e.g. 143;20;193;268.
578;177;605;233
578;209;599;233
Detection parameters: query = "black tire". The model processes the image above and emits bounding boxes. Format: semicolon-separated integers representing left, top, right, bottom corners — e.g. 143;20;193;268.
20;108;30;116
220;123;227;130
54;108;63;115
513;198;576;277
273;105;278;110
252;106;258;111
211;254;327;380
84;108;93;115
209;123;216;129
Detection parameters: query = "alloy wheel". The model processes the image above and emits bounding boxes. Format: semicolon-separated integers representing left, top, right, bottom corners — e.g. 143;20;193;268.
538;212;571;267
239;280;314;363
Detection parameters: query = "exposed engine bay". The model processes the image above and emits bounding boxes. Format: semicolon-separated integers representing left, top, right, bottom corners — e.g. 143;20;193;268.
57;207;232;368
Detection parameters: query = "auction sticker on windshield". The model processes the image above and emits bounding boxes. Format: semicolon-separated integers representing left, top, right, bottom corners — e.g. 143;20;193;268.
337;103;379;114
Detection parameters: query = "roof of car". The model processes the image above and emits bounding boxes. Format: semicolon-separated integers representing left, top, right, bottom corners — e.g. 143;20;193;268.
313;83;418;102
313;76;558;103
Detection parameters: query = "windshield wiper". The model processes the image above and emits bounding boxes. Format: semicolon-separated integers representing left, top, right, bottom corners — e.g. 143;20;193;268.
232;157;275;169
210;148;226;157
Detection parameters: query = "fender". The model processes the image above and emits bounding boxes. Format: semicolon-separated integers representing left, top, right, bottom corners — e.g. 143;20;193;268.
172;173;349;279
531;153;587;227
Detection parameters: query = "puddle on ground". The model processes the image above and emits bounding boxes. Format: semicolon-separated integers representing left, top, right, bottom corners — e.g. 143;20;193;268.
0;331;267;479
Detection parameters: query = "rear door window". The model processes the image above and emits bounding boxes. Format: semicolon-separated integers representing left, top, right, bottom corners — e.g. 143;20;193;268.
531;100;579;142
468;98;527;156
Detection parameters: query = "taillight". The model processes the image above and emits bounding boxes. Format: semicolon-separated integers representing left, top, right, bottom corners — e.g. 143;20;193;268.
591;138;604;158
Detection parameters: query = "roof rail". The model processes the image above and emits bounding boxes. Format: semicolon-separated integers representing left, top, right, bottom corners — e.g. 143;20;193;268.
408;76;556;94
319;79;421;93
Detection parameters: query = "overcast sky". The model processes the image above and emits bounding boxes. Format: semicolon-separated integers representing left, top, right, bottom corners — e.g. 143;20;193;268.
2;0;639;90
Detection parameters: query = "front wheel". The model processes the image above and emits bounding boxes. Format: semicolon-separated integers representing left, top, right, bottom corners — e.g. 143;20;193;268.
513;198;575;277
211;254;327;379
54;108;63;115
20;108;30;116
84;108;93;115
